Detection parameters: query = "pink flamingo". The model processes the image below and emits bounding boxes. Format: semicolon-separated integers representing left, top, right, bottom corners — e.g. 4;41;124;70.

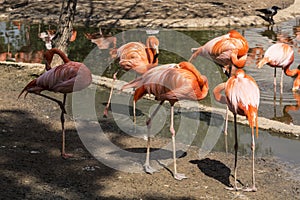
18;48;92;158
213;69;260;191
257;43;294;97
189;30;249;76
104;36;159;120
189;30;249;145
122;61;208;180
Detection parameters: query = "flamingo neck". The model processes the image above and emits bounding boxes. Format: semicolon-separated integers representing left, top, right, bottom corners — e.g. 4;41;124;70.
284;66;299;77
44;48;71;70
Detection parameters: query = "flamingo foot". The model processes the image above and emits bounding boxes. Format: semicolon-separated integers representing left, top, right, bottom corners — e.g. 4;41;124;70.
61;153;73;159
225;186;243;191
143;164;157;174
243;186;257;192
174;173;187;180
103;108;108;118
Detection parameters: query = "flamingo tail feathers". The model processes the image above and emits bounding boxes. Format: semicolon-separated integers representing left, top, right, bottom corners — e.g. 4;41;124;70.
18;79;37;99
257;57;269;69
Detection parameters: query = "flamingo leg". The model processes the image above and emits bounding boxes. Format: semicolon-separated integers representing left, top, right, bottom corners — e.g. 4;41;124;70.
34;93;66;114
273;67;277;100
280;69;284;102
33;93;72;159
60;94;72;159
133;99;136;124
170;106;187;180
144;101;164;174
226;114;242;191
243;126;257;192
224;106;229;153
103;71;118;118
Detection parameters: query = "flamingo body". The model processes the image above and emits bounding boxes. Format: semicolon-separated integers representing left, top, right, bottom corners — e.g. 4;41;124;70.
20;61;92;96
124;62;208;103
104;36;159;118
19;48;92;158
122;61;208;180
213;69;260;191
257;43;294;70
257;43;295;94
189;30;249;73
118;36;159;74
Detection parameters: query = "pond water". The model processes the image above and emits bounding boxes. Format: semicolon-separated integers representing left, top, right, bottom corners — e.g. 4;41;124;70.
1;19;300;179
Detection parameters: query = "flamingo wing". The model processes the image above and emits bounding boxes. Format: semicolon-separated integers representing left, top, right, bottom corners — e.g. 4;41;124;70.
226;72;260;117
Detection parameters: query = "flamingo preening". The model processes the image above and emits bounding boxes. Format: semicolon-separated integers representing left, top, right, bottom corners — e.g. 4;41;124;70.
189;30;249;77
189;30;249;149
213;69;260;192
103;36;159;121
122;61;208;180
18;48;92;159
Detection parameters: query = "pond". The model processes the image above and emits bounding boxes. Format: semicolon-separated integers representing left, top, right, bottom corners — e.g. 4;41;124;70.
1;19;300;179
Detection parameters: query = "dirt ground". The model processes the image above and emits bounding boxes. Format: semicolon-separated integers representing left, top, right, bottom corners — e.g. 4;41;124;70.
1;0;295;27
1;64;300;199
1;0;300;199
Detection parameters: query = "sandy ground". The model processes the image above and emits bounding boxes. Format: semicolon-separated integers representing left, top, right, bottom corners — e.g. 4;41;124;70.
1;63;300;199
0;0;297;28
1;0;300;199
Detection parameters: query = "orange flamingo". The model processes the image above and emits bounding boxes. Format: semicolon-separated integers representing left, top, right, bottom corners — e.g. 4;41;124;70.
257;43;294;97
18;48;92;159
104;36;159;119
189;30;249;143
213;69;260;192
122;61;209;180
189;30;249;77
285;64;300;92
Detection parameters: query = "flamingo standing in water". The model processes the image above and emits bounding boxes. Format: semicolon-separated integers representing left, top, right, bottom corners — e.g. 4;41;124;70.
257;43;294;97
189;30;249;149
104;36;159;120
122;61;209;180
18;48;92;159
284;64;300;92
213;69;260;192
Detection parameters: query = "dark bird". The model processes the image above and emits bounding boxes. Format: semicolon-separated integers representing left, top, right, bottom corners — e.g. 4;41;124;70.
18;48;92;159
122;61;209;180
256;6;281;25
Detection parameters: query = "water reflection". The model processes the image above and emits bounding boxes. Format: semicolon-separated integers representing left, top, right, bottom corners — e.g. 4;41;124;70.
272;92;300;125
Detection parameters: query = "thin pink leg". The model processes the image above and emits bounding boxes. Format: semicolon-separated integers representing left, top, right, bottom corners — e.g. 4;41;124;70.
170;106;187;180
103;72;118;118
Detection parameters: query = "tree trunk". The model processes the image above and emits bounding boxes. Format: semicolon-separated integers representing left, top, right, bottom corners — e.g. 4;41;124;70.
51;0;77;67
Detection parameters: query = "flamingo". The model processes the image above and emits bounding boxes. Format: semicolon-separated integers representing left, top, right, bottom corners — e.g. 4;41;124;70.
257;43;294;97
103;36;159;120
122;61;209;180
284;64;300;92
18;48;92;159
213;69;260;192
190;30;249;150
189;30;249;77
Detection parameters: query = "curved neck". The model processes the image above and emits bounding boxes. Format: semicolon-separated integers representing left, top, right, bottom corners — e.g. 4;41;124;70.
213;82;226;104
178;62;209;99
44;48;70;70
284;67;298;77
